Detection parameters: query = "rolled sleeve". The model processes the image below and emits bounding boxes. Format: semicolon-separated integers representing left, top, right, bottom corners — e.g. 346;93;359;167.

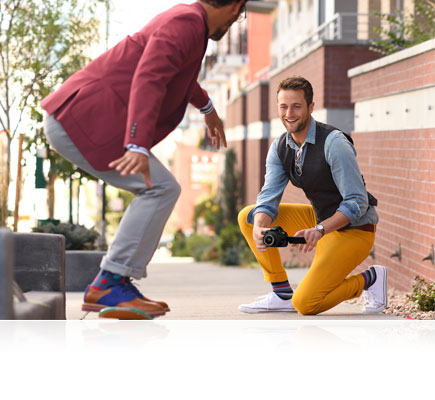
246;138;289;224
325;131;368;225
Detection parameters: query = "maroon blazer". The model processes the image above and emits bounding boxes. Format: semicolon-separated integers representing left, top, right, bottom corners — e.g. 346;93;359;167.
41;2;210;170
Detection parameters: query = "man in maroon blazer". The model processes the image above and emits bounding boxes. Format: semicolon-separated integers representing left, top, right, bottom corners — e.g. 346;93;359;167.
42;0;251;319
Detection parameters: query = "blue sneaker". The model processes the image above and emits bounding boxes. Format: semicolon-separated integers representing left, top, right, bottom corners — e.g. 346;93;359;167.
82;282;166;317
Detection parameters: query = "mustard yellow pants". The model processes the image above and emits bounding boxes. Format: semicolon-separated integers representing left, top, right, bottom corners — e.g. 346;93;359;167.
238;204;375;315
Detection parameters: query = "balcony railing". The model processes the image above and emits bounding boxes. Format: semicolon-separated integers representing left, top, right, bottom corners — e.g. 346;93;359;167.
267;12;391;76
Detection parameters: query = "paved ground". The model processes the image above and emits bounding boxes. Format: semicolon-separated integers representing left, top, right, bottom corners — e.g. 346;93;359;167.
66;250;402;320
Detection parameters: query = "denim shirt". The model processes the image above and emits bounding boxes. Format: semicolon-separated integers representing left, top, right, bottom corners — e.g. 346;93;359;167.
247;117;379;226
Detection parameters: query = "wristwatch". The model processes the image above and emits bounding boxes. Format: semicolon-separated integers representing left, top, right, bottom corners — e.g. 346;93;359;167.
314;224;325;237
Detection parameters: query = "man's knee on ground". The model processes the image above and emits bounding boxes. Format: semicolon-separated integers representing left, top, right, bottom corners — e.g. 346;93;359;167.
292;291;322;315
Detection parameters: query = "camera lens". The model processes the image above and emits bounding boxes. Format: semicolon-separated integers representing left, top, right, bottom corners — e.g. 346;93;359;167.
263;235;274;246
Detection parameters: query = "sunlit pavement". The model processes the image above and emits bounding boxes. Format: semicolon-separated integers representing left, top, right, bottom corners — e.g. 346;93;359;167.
66;248;402;320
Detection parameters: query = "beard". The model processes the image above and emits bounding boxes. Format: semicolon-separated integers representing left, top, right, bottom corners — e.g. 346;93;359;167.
287;114;309;133
209;15;238;41
210;27;228;41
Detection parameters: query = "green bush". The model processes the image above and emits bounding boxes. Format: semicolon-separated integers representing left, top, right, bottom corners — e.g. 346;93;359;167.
220;247;240;266
170;224;253;266
170;229;190;257
241;244;257;265
192;195;223;233
217;223;242;252
170;230;218;261
32;222;99;250
217;223;245;265
186;234;217;262
407;276;435;312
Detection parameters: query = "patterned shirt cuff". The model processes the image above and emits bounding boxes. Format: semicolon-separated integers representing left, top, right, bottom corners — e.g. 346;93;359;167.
126;144;150;157
199;99;214;115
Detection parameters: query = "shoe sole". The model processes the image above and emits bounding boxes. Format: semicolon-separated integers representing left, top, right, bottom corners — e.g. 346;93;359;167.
82;302;166;317
364;266;388;313
238;307;297;314
99;307;154;320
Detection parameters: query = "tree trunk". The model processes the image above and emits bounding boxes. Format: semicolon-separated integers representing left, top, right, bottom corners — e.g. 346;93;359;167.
47;173;56;219
0;133;11;227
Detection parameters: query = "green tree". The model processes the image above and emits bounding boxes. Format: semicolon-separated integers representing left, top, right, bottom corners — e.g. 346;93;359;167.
370;0;435;55
219;148;244;227
0;0;105;225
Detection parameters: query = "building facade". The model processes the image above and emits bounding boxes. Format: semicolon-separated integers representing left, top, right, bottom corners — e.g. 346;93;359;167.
200;0;434;289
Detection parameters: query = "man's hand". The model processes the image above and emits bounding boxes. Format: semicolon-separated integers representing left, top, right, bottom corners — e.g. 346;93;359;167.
253;225;269;252
108;151;152;188
292;228;323;253
204;109;227;150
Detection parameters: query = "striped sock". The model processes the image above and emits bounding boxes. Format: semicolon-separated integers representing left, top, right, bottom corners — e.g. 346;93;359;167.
361;266;377;290
90;270;126;291
271;281;293;300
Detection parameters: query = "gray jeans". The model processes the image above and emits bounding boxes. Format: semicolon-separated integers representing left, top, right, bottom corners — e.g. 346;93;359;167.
44;113;181;279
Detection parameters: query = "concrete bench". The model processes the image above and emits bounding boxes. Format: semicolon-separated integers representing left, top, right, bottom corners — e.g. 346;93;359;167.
0;228;66;320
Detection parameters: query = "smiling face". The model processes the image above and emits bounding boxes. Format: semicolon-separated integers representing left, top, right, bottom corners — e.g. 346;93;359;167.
277;89;314;135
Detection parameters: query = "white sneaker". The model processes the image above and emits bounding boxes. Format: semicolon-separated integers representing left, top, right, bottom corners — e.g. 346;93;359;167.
238;292;296;313
362;265;388;313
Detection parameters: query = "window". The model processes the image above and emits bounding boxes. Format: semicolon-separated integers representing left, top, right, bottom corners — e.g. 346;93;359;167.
318;0;326;25
395;0;404;10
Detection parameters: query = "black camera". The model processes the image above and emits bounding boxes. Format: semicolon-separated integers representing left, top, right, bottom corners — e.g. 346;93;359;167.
262;226;306;247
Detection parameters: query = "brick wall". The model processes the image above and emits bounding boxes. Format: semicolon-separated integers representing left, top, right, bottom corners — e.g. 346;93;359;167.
350;41;435;291
268;45;380;119
225;94;246;129
351;50;435;102
246;82;269;124
269;47;326;119
324;46;379;108
351;128;435;290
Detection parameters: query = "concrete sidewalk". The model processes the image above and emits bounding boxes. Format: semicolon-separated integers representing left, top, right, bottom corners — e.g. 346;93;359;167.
67;251;402;320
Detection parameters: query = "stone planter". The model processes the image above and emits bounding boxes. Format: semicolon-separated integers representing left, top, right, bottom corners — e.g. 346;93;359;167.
65;250;106;291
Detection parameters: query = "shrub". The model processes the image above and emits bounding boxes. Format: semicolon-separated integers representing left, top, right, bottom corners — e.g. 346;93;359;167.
170;229;190;257
217;223;249;265
220;247;240;266
217;223;243;252
32;222;99;250
407;276;435;312
192;195;223;234
186;234;217;262
241;244;257;265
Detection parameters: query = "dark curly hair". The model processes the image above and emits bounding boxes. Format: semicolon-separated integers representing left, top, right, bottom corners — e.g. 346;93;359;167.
200;0;246;8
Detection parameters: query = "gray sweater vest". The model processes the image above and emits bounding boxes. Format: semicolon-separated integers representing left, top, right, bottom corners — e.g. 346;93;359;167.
277;121;377;223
